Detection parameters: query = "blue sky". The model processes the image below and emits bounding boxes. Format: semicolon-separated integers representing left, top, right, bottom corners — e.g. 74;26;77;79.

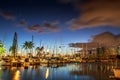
0;0;120;53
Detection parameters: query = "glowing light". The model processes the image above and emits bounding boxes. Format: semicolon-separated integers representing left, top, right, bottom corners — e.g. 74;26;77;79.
18;51;21;54
13;70;20;80
47;49;49;53
45;68;49;79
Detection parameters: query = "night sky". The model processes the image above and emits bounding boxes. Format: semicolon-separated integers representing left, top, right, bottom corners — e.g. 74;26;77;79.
0;0;120;53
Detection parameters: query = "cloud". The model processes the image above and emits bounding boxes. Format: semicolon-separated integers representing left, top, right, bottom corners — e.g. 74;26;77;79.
69;31;120;48
17;20;27;26
51;20;60;25
0;11;16;20
27;24;41;31
26;24;44;33
26;21;60;34
68;0;120;30
91;31;120;47
44;23;60;32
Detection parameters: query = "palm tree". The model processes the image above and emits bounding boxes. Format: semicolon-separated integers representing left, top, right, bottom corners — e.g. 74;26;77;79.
22;41;29;53
28;41;34;53
35;46;44;57
35;47;40;53
22;41;34;55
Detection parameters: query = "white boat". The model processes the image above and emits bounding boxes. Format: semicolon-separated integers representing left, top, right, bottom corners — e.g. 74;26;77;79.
109;58;120;79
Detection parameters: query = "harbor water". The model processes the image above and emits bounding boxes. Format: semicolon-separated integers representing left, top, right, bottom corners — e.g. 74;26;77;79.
0;62;119;80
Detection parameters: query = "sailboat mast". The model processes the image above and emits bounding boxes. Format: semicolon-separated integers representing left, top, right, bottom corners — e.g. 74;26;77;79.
40;39;42;47
32;35;34;53
82;43;84;58
86;43;87;55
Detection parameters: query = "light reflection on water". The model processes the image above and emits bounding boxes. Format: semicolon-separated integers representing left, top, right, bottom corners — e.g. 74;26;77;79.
13;70;20;80
45;68;49;79
0;62;119;80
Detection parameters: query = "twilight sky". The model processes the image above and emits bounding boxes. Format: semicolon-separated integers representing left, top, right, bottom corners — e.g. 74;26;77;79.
0;0;120;53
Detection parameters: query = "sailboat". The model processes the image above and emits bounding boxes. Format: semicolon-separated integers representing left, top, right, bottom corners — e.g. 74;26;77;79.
109;64;120;79
113;68;120;79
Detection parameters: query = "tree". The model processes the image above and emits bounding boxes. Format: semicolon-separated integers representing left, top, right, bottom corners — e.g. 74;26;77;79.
23;41;29;53
35;47;40;53
0;40;5;55
35;46;44;57
23;41;34;54
28;41;34;53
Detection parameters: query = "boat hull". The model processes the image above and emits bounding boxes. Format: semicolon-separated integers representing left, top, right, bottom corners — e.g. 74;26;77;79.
113;68;120;78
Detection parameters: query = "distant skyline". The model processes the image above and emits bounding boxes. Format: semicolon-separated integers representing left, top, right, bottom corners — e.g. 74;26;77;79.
0;0;120;54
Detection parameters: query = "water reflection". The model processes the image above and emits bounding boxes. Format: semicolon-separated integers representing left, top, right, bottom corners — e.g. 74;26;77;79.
69;62;118;80
0;66;3;79
0;62;119;80
45;68;49;79
13;70;20;80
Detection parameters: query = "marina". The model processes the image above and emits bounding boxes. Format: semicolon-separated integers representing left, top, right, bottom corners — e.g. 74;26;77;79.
1;55;120;66
0;62;120;80
0;0;120;79
0;54;120;80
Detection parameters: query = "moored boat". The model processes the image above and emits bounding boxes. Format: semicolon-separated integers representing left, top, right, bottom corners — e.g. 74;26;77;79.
113;68;120;79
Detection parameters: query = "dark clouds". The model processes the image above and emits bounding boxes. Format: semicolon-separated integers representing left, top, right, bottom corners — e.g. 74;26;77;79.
92;32;120;47
0;10;16;20
44;23;60;32
69;32;120;48
26;24;45;33
26;21;60;34
0;9;60;34
27;24;41;31
67;0;120;30
18;20;27;26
